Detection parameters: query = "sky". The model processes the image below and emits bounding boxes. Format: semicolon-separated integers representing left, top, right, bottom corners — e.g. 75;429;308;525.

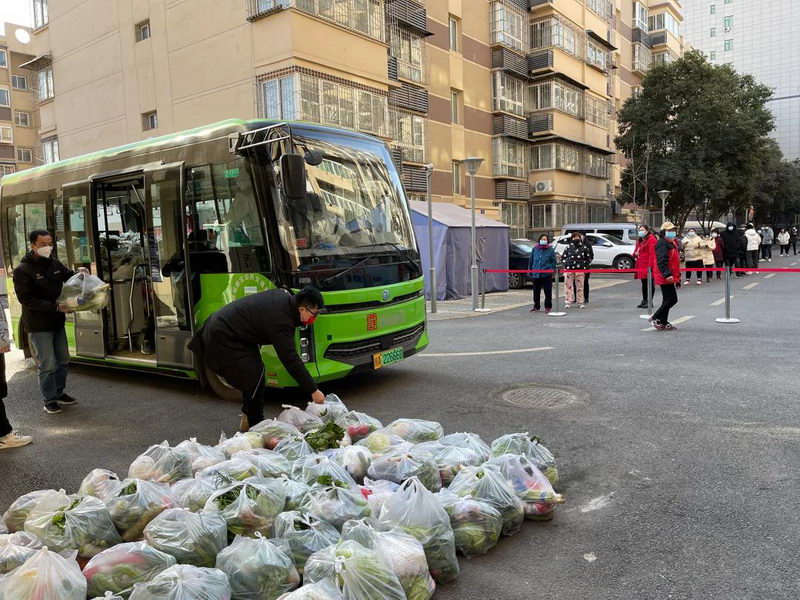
0;0;33;35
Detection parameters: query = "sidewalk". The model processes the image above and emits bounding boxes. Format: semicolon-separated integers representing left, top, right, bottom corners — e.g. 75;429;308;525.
426;277;630;320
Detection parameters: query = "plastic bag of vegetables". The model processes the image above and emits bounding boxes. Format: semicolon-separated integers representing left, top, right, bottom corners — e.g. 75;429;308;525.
278;476;311;512
82;541;177;598
143;508;227;568
249;420;301;450
326;446;371;484
301;480;370;531
430;445;483;487
276;579;343;600
447;465;523;536
489;432;558;484
293;455;357;489
129;442;193;485
198;458;260;485
487;453;565;520
128;564;231;600
366;449;441;492
105;479;176;542
24;490;122;558
271;511;340;574
341;519;435;600
384;419;443;444
303;540;405;600
360;479;399;517
0;531;42;574
439;432;490;463
377;477;458;584
278;405;323;433
334;412;382;444
175;477;222;513
78;469;122;501
215;534;300;599
305;394;348;424
216;431;264;458
354;431;411;458
237;449;292;479
90;593;125;600
2;546;87;600
205;477;285;540
436;489;502;558
175;439;227;474
304;422;346;453
273;436;315;463
2;489;51;533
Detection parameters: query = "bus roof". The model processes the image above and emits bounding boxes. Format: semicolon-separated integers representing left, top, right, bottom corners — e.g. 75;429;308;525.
0;118;384;187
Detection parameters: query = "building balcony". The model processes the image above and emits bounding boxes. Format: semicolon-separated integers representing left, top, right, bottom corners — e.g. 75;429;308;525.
492;47;528;79
650;31;667;47
493;114;529;141
386;0;431;37
388;82;428;113
632;27;652;48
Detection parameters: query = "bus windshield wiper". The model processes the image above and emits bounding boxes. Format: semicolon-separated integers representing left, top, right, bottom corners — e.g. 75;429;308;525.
355;242;421;276
321;253;380;286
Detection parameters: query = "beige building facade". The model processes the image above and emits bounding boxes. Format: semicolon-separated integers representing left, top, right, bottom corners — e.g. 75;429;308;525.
12;0;684;238
0;26;37;178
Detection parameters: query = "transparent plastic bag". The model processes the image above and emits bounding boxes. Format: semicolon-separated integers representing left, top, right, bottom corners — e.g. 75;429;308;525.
273;436;315;463
198;457;260;485
237;449;292;479
204;477;285;540
90;593;125;600
367;449;441;492
489;432;558;484
429;445;482;487
327;446;371;484
3;546;87;600
341;520;434;600
82;541;177;598
249;420;301;450
78;469;122;501
487;453;565;521
293;455;357;489
144;508;227;568
24;490;122;558
278;405;323;434
436;490;502;558
2;489;51;533
334;412;382;444
279;476;311;512
176;477;222;513
377;477;458;584
360;479;399;518
0;531;42;574
384;419;443;444
105;479;176;542
216;431;263;459
271;511;341;574
301;483;371;531
129;442;193;485
216;534;300;599
175;439;227;474
355;431;411;458
447;465;524;536
57;272;110;312
276;579;343;600
439;432;490;464
128;564;231;600
305;394;348;424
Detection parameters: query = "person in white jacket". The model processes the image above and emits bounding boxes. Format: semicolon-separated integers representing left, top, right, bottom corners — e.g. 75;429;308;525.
777;228;790;256
0;307;33;450
744;224;761;274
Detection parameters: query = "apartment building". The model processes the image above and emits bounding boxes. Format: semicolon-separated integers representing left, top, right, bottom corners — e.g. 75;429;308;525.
15;0;683;239
0;25;38;177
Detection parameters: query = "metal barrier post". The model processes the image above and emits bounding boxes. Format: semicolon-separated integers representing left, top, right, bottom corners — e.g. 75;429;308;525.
548;266;566;317
475;267;491;312
716;266;740;324
640;267;654;320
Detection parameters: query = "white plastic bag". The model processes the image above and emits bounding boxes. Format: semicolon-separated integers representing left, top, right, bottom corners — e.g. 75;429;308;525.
272;511;341;574
90;593;125;600
237;448;292;479
366;449;441;492
82;541;177;598
278;405;323;433
293;455;357;488
276;579;343;600
2;489;51;533
3;546;87;600
430;445;483;487
305;394;348;424
215;534;300;599
383;419;443;444
248;420;301;450
301;483;371;530
279;475;311;511
105;479;176;542
204;477;285;540
198;457;259;485
355;431;411;458
326;446;372;484
144;508;227;568
175;476;221;513
129;564;231;600
489;432;559;484
436;489;502;558
0;531;42;574
447;465;524;536
334;412;382;443
360;479;399;517
175;439;227;474
129;442;193;485
439;432;490;463
78;469;122;501
487;453;565;520
57;272;110;312
215;431;263;458
273;436;315;463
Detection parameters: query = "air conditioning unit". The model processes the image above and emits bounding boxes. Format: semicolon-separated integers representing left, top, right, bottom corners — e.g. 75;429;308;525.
534;180;553;194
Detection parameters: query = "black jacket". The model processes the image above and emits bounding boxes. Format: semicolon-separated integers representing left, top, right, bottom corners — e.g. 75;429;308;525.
719;227;741;261
12;253;74;333
562;241;592;270
192;289;317;394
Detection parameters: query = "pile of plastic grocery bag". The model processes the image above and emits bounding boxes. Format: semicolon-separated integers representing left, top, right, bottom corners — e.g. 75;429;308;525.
0;394;564;599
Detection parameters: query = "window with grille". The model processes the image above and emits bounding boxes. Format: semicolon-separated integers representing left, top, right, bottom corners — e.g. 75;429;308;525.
493;72;526;117
586;41;608;70
284;0;385;42
135;20;151;42
531;143;554;170
41;137;59;164
501;202;527;238
37;67;54;101
531;204;552;229
493;138;526;179
16;147;33;163
585;150;608;178
530;79;583;119
390;28;424;83
531;16;583;59
586;0;612;22
14;111;31;127
585;95;609;128
391;110;425;163
0;164;15;176
632;1;649;31
0;127;12;142
142;111;158;131
491;1;527;53
633;43;652;73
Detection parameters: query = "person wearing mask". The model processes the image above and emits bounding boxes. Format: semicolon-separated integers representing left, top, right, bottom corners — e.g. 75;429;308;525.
789;226;798;256
759;225;774;261
737;226;749;276
720;223;743;278
744;224;761;274
700;232;717;283
561;233;592;309
12;230;81;415
633;225;657;308
579;232;594;303
188;287;327;431
681;228;708;285
529;234;556;313
650;222;681;330
777;228;790;256
711;230;725;280
0;307;33;450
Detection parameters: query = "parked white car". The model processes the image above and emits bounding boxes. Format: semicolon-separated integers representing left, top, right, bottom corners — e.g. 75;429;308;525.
553;233;636;270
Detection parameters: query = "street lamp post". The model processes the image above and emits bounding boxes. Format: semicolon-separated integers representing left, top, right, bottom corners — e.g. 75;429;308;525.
657;189;671;223
424;164;436;314
461;157;484;311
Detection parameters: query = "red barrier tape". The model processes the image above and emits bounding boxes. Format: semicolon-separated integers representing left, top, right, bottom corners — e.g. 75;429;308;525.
485;267;800;274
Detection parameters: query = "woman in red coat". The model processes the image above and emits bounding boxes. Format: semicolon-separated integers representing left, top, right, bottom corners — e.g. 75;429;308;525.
650;222;681;330
633;225;658;308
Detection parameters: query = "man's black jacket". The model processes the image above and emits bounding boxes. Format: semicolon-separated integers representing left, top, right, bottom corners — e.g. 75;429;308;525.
12;253;74;332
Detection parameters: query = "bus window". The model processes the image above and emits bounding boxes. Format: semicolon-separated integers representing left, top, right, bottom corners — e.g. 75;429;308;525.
66;193;93;271
6;205;26;267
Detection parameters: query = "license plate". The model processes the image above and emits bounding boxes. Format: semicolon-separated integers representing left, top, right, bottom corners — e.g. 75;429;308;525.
373;347;404;369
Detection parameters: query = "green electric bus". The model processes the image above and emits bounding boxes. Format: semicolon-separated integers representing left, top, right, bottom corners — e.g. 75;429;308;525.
0;119;428;400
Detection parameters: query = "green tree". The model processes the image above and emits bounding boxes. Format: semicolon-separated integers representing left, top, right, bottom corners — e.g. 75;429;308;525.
615;51;775;230
751;141;800;224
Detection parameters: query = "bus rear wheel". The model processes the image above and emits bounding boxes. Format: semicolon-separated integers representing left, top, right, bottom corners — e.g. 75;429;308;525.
204;365;243;404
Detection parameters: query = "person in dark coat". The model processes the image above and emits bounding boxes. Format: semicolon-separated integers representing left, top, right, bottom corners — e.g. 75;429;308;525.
12;230;80;415
789;226;798;256
579;232;594;302
189;286;326;431
634;225;657;308
711;230;725;280
529;234;556;312
650;222;681;330
562;233;592;308
719;223;742;278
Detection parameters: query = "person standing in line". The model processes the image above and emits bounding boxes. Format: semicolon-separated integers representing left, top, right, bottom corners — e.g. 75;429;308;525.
789;226;798;255
720;223;743;278
737;226;749;276
529;234;556;313
580;232;593;303
633;225;657;308
562;233;592;309
759;225;774;262
700;232;716;283
650;222;681;331
681;228;707;285
744;224;761;274
0;307;33;450
711;230;725;280
12;230;81;415
777;228;790;256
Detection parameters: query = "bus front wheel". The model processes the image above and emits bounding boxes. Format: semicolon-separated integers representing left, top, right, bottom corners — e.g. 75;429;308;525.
204;365;243;404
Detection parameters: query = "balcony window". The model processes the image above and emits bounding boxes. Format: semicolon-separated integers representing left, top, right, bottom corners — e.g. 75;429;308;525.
493;137;526;179
293;0;385;42
33;0;48;28
12;75;28;90
0;87;8;107
491;1;527;54
391;110;425;163
653;51;677;65
648;12;681;37
586;0;612;22
531;16;583;59
501;202;527;239
492;72;526;117
585;151;608;178
531;204;553;229
585;94;609;128
586;41;608;71
556;144;581;172
0;127;12;143
0;164;15;176
16;147;33;163
390;28;424;83
135;19;151;42
531;143;554;170
632;1;649;31
633;43;652;73
530;79;583;119
41;136;59;164
14;111;31;127
37;66;54;101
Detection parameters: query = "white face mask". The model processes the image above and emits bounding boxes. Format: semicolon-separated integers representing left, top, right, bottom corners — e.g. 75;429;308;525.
36;245;53;258
687;231;696;237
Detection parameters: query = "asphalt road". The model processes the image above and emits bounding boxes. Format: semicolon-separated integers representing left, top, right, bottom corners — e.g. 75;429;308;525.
2;264;799;599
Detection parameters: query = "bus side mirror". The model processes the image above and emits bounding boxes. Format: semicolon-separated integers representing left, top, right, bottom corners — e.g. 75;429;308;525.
280;153;307;201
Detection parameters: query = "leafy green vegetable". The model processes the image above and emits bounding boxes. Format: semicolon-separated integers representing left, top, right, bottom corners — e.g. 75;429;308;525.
315;475;347;488
305;421;345;452
214;484;258;510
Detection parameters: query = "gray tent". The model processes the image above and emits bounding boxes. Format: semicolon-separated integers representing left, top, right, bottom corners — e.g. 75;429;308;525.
409;201;510;301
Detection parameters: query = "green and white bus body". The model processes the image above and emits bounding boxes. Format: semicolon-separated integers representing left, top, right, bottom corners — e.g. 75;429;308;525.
0;119;427;399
